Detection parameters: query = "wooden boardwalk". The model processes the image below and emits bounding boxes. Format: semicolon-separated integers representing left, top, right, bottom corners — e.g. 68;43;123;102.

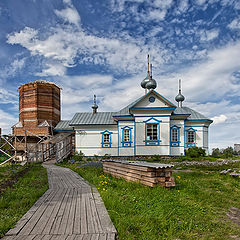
3;164;117;240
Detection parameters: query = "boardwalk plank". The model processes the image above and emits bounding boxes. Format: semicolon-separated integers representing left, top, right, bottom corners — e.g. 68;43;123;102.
80;189;88;234
91;188;116;234
40;235;53;240
6;189;53;236
85;192;95;233
18;190;58;236
73;188;82;234
58;188;73;234
50;189;70;234
3;164;117;240
65;188;77;235
106;233;115;240
42;188;68;235
98;234;107;240
31;188;65;235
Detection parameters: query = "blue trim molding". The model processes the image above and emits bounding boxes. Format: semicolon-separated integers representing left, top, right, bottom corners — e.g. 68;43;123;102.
100;130;113;148
185;127;197;147
144;117;162;146
170;125;181;147
121;126;133;147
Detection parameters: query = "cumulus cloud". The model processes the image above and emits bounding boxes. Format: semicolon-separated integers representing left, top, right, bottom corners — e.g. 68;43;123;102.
55;7;81;27
211;114;227;124
0;109;17;134
6;25;159;76
199;28;219;41
228;18;240;30
0;58;26;79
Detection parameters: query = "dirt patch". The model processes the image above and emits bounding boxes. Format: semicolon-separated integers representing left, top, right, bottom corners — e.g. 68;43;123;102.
0;166;31;194
227;207;240;226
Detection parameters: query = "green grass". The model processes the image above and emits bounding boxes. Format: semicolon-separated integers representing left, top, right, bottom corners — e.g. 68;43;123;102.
0;164;48;238
0;156;8;164
59;162;240;240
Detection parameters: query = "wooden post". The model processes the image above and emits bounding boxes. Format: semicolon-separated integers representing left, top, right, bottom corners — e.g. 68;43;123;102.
14;126;17;162
24;130;28;162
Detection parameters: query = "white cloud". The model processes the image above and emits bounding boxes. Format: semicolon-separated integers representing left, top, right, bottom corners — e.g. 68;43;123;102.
55;7;81;27
228;18;240;30
211;114;227;124
195;0;207;5
37;62;66;76
7;25;161;76
7;27;38;46
199;28;219;41
0;109;17;134
0;57;26;79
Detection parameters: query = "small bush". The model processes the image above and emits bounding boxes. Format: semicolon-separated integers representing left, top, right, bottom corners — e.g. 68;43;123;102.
185;147;206;158
72;151;84;162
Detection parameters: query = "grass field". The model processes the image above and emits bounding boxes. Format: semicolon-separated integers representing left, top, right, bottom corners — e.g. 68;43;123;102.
0;156;8;164
60;161;240;240
0;164;48;238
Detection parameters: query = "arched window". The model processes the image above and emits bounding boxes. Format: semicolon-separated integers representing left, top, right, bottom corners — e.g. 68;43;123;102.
171;128;178;142
144;117;162;146
187;130;195;143
122;126;132;147
170;125;181;147
186;128;197;147
101;130;112;148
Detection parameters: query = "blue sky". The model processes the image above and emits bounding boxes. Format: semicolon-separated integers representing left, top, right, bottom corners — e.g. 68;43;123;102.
0;0;240;150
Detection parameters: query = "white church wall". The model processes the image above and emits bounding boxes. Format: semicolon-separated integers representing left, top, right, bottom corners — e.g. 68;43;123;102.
185;122;207;149
118;121;135;156
134;115;170;156
75;125;118;156
170;119;185;156
133;93;172;108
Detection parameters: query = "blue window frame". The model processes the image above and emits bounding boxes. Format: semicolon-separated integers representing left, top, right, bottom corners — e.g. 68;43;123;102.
186;128;197;147
101;130;112;148
144;117;162;146
121;126;132;147
170;125;181;147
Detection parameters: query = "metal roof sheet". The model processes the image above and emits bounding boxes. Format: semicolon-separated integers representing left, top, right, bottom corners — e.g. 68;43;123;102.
54;120;74;131
173;107;212;122
103;160;174;169
70;112;117;125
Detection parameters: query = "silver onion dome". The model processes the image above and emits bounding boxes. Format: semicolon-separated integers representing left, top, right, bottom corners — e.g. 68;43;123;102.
146;78;157;89
175;79;185;108
175;92;185;102
141;76;150;89
92;95;98;114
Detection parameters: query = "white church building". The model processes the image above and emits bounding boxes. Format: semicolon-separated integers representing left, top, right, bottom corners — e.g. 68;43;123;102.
55;57;213;157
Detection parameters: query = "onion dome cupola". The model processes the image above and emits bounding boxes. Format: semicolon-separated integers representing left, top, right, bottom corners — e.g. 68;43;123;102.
145;63;157;90
141;54;151;90
175;79;185;108
92;94;98;114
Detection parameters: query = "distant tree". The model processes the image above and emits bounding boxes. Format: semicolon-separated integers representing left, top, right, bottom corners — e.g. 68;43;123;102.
211;148;221;158
222;146;236;158
185;147;206;158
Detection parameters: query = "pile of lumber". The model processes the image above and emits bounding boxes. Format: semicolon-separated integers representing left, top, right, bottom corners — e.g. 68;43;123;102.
103;160;175;188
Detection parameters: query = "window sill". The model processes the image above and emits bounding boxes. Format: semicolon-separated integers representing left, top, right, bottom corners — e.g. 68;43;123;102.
144;140;161;146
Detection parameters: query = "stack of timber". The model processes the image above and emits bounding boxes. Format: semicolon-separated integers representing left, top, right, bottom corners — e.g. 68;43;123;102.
103;160;175;188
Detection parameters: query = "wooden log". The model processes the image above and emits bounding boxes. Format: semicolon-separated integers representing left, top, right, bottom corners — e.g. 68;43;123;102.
103;162;156;177
103;161;153;172
103;166;158;184
104;169;157;187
